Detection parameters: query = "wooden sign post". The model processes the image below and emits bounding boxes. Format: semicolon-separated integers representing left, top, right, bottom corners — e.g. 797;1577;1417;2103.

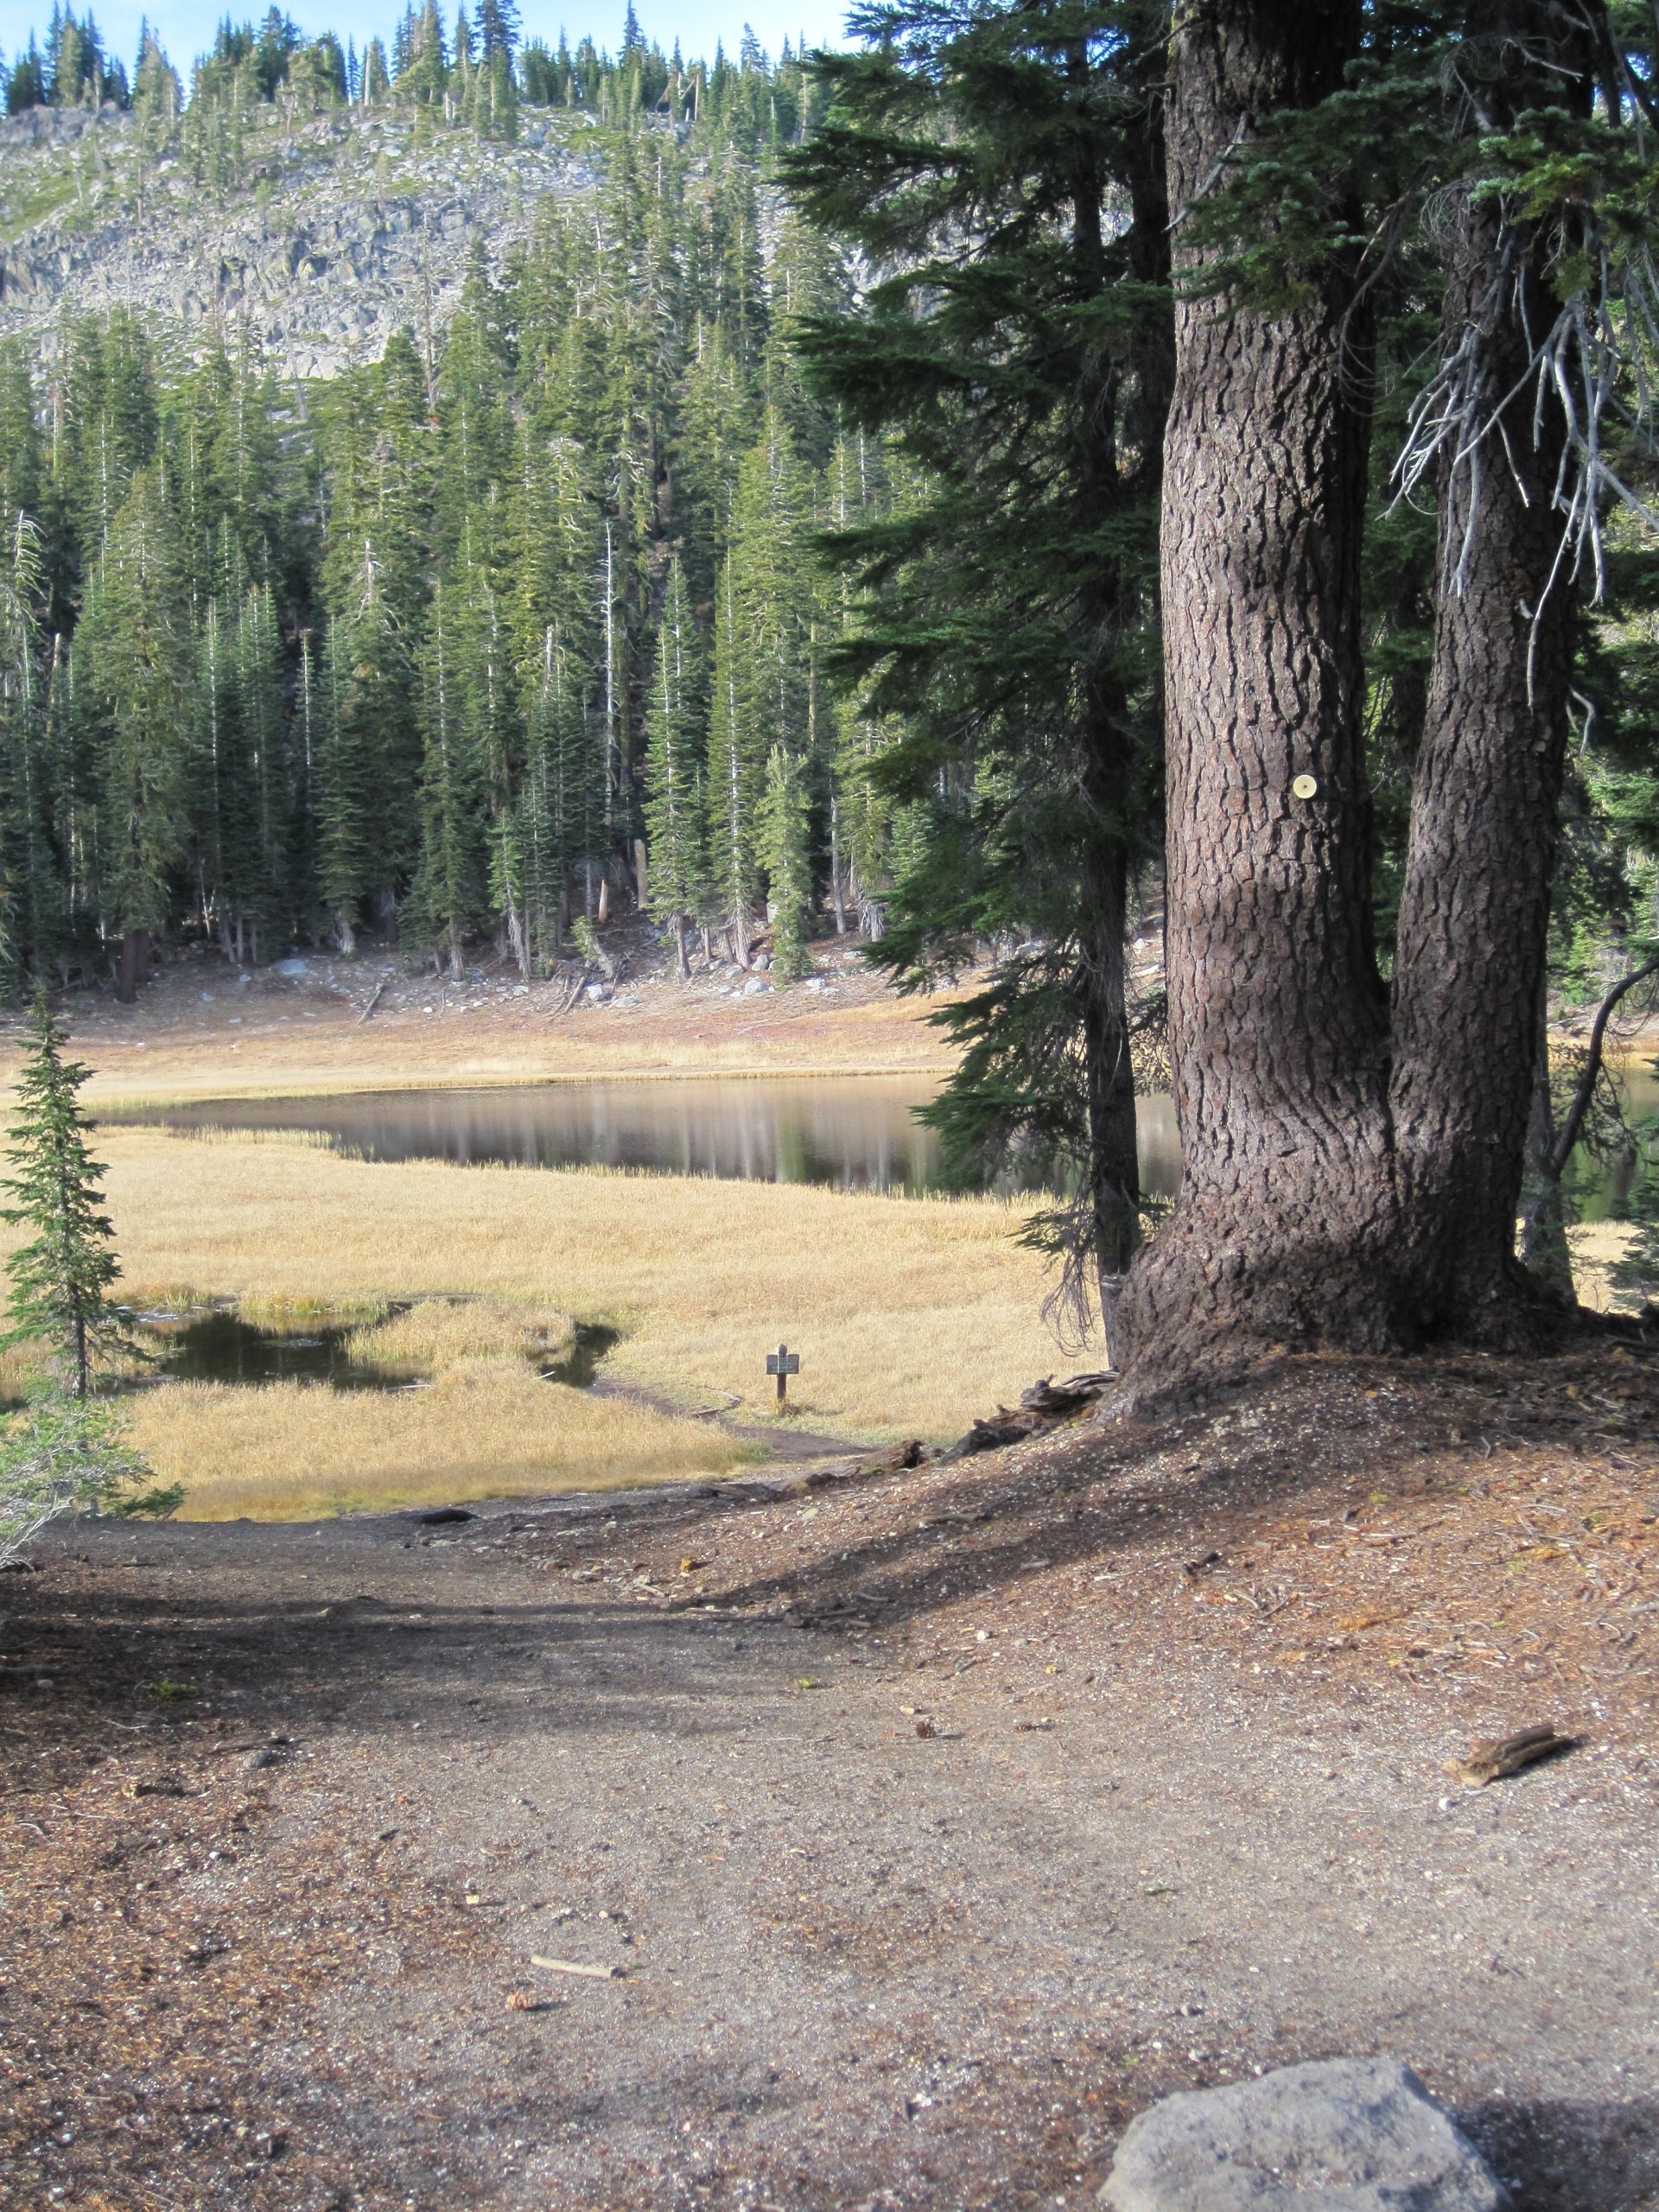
766;1342;800;1404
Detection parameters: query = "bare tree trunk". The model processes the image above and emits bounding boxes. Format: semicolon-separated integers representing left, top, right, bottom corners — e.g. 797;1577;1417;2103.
673;912;689;980
117;926;149;1005
1078;839;1140;1357
1119;0;1395;1389
830;795;847;935
1387;0;1590;1344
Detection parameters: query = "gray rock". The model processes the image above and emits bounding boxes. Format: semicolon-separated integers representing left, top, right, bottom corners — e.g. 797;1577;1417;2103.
1099;2059;1504;2212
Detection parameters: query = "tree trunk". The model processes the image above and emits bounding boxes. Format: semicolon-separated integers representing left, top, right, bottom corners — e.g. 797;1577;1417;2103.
1118;0;1395;1389
1067;3;1167;1355
1386;0;1589;1344
117;926;149;1005
1077;836;1140;1359
830;795;847;935
673;912;689;980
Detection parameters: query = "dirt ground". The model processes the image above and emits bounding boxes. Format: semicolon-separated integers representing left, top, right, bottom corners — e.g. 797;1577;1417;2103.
3;929;957;1108
3;1346;1656;2212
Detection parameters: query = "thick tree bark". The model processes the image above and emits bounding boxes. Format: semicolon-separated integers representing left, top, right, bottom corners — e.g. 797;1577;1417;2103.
1387;1;1589;1343
1119;0;1599;1395
1118;0;1398;1385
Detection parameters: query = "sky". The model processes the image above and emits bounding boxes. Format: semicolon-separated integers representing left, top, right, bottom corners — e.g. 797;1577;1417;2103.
0;3;854;71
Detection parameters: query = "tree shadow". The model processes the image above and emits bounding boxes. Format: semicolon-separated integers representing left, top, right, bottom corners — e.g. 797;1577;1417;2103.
1459;2095;1659;2212
696;1351;1573;1636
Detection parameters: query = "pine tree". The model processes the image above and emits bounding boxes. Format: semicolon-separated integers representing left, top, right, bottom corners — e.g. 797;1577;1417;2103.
758;744;810;981
788;0;1173;1333
2;990;125;1396
642;553;704;975
74;466;193;998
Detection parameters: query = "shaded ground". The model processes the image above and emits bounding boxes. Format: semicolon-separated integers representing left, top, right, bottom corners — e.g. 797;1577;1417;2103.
3;1347;1656;2211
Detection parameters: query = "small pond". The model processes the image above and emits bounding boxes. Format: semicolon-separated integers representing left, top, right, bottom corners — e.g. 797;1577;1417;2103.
140;1309;416;1390
133;1310;623;1395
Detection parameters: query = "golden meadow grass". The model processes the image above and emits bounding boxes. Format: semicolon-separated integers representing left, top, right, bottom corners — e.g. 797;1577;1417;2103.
345;1296;571;1371
127;1361;748;1522
0;1127;1077;1519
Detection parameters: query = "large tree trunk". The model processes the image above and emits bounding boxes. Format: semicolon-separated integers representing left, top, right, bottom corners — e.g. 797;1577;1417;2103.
1118;0;1396;1389
1386;1;1588;1344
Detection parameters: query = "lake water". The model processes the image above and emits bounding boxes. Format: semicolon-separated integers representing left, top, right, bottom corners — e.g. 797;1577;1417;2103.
107;1062;1653;1217
111;1075;1187;1200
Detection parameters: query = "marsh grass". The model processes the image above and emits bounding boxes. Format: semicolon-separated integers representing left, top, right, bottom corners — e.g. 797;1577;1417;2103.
10;1128;1084;1517
345;1297;569;1372
124;1358;747;1522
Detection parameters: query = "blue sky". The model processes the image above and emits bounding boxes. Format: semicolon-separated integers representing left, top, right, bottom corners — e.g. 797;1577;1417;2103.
1;3;854;71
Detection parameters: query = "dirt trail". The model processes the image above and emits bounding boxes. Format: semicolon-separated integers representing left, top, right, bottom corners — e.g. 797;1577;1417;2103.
3;1351;1657;2211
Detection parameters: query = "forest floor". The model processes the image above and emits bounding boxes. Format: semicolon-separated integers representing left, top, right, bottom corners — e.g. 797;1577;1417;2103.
3;1344;1657;2212
10;928;959;1107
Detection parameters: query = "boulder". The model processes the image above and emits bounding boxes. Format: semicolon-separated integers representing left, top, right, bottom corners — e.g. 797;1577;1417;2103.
1098;2058;1504;2212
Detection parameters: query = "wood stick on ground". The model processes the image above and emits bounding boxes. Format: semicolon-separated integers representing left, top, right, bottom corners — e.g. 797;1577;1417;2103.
530;1955;625;1979
357;980;389;1025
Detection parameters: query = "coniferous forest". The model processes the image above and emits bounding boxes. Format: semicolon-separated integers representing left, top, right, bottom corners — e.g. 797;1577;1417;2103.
1;0;1657;1362
0;13;905;1007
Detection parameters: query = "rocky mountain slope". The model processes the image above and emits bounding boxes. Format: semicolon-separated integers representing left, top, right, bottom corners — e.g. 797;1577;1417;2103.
0;100;608;376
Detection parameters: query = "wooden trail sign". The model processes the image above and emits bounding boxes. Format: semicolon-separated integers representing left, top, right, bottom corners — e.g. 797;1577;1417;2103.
766;1342;800;1403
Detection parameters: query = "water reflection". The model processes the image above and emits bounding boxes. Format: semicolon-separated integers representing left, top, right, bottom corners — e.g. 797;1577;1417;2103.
105;1062;1656;1222
142;1309;414;1390
113;1076;1187;1200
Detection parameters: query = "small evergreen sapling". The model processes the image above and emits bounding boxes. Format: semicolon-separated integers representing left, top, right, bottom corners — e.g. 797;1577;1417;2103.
0;993;174;1560
2;991;125;1398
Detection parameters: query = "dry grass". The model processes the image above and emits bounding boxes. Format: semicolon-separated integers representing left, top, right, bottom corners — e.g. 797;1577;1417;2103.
40;953;960;1111
1566;1218;1642;1313
88;1128;1069;1440
0;1127;1072;1518
346;1296;569;1371
124;1358;745;1522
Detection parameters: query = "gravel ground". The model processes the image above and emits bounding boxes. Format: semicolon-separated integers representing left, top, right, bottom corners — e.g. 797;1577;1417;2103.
3;1348;1656;2211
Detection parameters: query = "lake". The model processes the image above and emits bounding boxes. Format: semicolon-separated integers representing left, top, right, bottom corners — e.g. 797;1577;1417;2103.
105;1060;1654;1218
109;1073;1186;1199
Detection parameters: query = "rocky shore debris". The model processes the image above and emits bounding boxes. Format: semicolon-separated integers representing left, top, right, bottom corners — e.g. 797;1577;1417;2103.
1098;2057;1504;2212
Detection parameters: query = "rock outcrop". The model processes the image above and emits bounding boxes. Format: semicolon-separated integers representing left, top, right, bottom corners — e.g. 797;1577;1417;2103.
0;102;608;377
